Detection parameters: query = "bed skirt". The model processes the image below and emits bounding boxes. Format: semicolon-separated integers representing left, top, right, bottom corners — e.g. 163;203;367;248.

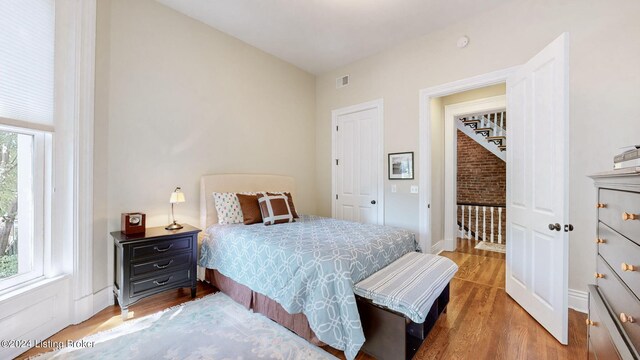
205;268;323;346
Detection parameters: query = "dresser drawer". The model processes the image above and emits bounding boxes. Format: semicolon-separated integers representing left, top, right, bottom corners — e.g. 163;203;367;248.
589;290;622;360
131;236;193;260
130;252;192;278
130;268;192;297
597;255;640;352
599;189;640;242
599;222;640;299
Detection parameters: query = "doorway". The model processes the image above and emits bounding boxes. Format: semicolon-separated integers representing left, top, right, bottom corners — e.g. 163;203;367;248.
441;87;507;253
331;99;384;225
418;32;570;346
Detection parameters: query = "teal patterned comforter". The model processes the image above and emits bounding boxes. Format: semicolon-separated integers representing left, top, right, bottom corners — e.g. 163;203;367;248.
198;215;418;360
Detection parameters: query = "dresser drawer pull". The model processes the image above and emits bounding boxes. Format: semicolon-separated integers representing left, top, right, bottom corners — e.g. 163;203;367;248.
594;272;605;279
620;313;635;323
586;319;596;326
595;238;606;244
621;263;636;272
153;276;173;286
622;212;639;221
153;244;174;253
596;203;607;209
153;259;174;269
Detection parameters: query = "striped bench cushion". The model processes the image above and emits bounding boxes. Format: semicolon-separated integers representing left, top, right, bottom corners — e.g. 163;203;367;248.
354;252;458;323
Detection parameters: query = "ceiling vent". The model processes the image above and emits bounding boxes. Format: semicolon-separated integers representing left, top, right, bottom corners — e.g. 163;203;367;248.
336;75;349;89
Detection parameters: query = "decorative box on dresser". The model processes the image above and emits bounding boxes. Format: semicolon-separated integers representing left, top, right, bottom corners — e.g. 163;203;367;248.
589;168;640;359
112;225;201;319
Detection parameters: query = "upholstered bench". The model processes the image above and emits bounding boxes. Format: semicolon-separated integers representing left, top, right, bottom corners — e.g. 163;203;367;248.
354;252;458;360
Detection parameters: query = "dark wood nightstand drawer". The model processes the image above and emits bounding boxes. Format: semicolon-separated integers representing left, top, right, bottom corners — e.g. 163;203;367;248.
597;255;640;352
131;252;192;278
130;268;192;297
588;290;622;360
131;236;192;260
599;222;640;299
599;189;640;243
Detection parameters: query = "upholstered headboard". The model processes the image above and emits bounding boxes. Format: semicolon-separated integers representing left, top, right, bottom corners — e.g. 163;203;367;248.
199;174;296;229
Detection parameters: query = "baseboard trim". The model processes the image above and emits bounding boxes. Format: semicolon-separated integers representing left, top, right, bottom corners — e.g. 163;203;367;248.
431;240;444;254
93;285;113;313
568;288;588;314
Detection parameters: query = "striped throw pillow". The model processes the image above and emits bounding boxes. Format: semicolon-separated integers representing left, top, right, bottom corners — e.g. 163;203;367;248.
257;194;294;225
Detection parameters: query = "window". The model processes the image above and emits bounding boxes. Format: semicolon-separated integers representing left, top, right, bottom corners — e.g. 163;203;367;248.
0;0;54;292
0;127;48;291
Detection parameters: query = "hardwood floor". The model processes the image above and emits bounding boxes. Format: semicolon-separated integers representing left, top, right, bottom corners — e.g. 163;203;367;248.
18;239;586;359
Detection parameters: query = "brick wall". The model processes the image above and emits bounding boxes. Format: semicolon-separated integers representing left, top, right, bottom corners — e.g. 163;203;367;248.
456;130;506;241
457;130;505;205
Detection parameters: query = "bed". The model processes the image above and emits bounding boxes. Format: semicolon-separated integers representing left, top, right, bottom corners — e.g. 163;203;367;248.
197;174;419;359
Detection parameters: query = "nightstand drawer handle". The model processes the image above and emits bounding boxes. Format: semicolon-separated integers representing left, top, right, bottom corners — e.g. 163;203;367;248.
154;259;174;269
153;276;173;286
623;212;639;221
153;244;174;252
586;319;596;326
595;238;606;244
596;203;607;209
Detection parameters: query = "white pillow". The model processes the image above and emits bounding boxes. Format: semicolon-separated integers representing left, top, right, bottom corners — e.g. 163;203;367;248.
213;192;258;224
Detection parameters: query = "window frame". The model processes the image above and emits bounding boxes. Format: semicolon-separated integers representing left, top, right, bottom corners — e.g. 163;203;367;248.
0;123;51;293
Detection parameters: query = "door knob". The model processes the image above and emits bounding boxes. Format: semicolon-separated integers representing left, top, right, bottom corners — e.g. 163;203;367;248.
548;223;561;231
371;200;376;205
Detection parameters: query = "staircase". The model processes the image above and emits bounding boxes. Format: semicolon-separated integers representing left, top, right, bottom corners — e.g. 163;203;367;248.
457;111;506;161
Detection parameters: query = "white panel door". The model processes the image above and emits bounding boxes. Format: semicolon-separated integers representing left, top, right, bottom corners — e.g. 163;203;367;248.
506;33;569;344
336;107;380;224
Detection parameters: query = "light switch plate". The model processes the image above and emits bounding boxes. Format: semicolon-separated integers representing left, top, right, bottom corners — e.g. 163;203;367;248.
410;185;419;194
391;184;397;193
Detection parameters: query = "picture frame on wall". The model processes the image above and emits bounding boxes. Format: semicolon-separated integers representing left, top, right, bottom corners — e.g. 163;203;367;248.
388;152;414;180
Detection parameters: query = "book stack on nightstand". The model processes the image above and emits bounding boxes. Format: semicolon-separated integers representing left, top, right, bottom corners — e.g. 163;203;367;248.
614;146;640;170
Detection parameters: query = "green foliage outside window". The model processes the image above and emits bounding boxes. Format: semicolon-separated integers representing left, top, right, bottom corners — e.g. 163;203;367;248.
0;131;18;279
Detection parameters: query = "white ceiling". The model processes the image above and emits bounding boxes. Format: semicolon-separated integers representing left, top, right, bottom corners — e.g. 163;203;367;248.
156;0;511;74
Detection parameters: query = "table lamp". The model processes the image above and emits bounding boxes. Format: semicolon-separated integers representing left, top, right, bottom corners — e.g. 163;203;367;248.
166;187;185;230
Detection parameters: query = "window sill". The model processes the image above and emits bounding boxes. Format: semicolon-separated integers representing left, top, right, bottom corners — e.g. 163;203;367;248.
0;274;71;303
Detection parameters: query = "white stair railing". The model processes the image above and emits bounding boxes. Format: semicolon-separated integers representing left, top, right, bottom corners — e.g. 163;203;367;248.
457;203;506;243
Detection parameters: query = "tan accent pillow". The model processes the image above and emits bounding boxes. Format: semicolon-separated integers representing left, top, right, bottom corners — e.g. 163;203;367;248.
257;194;294;225
266;192;299;218
236;194;262;225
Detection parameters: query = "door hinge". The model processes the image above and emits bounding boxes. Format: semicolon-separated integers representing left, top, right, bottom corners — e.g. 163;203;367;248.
336;194;338;200
564;224;574;232
336;159;339;165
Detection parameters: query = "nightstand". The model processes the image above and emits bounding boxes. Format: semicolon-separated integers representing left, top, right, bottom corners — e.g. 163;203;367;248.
111;224;201;319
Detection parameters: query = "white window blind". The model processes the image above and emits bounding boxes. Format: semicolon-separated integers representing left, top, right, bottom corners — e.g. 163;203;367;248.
0;0;54;126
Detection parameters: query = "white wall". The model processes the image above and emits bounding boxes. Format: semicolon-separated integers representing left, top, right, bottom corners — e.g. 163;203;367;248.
315;0;640;293
93;0;317;292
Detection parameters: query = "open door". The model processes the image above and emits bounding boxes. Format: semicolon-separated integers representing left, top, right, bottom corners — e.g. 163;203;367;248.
506;33;569;344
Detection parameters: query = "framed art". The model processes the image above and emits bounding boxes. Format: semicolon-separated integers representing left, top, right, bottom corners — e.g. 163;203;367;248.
388;152;414;180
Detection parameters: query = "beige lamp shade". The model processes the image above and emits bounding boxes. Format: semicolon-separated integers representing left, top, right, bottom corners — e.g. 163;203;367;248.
169;188;185;204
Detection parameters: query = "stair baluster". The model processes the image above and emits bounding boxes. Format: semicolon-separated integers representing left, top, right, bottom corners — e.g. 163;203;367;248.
498;207;503;244
490;206;495;243
482;206;487;242
474;206;479;240
467;205;472;239
460;205;465;238
491;113;496;137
